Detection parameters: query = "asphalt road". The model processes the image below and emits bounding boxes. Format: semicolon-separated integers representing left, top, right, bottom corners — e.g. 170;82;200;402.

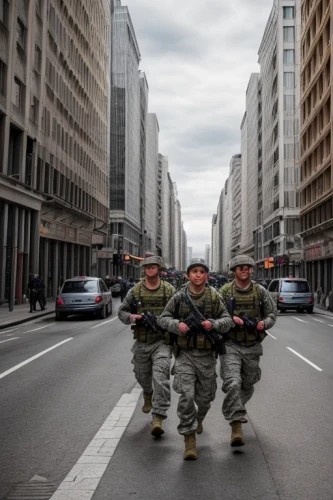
1;306;333;500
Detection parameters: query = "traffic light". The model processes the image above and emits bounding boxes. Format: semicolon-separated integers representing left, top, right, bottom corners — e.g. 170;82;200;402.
113;254;123;265
264;257;275;269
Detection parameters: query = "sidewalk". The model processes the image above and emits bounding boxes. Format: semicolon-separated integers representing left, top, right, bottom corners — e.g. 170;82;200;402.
0;298;55;330
314;306;333;316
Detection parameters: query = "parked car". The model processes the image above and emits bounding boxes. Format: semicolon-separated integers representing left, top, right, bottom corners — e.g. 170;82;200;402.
268;278;314;313
55;276;112;320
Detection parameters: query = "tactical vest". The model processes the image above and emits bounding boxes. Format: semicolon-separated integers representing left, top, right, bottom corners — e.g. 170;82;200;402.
221;281;264;343
131;280;174;344
176;286;218;350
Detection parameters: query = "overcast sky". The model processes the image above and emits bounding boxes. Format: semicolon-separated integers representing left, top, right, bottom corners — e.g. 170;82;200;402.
124;0;273;258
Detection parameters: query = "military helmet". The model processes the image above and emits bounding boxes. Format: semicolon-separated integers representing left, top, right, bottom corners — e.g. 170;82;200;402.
140;255;165;268
228;255;255;271
187;257;209;274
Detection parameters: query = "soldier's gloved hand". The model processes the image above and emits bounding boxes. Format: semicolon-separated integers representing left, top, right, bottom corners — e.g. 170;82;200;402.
201;320;213;330
178;322;189;335
256;320;265;330
233;316;244;326
130;314;142;324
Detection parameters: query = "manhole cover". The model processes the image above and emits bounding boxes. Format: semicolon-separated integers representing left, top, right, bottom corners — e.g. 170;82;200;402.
5;482;56;499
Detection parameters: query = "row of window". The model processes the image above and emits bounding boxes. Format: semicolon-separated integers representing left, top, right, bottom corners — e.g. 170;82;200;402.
302;0;330;58
301;95;330;154
302;18;331;91
301;166;331;208
302;59;330;125
301;199;332;232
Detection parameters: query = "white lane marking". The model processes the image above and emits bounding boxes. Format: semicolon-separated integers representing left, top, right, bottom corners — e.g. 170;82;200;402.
292;317;308;323
287;347;322;372
0;338;73;380
0;337;19;344
266;331;277;339
312;318;325;323
24;323;55;333
0;328;19;335
90;317;118;329
50;386;142;499
328;325;333;327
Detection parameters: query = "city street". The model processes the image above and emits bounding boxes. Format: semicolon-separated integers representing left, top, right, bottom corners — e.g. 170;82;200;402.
1;305;333;500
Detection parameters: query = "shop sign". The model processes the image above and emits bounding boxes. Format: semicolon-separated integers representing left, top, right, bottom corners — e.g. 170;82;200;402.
97;251;113;259
92;234;104;245
322;241;333;257
304;245;322;260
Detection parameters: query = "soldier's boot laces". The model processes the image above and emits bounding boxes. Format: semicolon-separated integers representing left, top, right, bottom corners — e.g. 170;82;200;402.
196;419;203;435
230;421;245;447
183;433;198;460
142;392;153;413
151;414;164;438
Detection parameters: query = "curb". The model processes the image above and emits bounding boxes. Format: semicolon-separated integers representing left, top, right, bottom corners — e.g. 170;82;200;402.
0;309;55;330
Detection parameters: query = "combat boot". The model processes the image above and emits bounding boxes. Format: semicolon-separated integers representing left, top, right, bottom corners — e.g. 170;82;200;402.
230;421;245;447
196;419;203;435
142;392;152;413
183;433;198;460
151;414;164;438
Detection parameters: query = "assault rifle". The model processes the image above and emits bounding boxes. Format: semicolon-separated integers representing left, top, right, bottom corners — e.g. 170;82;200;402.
141;312;160;333
182;289;226;355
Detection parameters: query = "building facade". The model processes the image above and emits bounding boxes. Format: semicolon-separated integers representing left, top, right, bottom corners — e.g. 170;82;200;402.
0;0;111;306
145;112;159;255
230;154;242;256
299;0;332;294
110;1;142;277
256;0;302;279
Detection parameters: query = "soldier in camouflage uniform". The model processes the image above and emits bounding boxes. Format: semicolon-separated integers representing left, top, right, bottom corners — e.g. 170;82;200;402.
118;256;176;438
158;258;233;460
219;255;277;447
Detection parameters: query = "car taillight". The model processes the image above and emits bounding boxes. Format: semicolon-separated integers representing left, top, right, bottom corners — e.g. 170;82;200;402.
56;297;64;305
278;297;284;302
95;296;103;303
308;297;313;303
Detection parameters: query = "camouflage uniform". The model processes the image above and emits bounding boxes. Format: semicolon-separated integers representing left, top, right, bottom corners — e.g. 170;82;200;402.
219;278;277;423
158;283;233;435
118;279;175;418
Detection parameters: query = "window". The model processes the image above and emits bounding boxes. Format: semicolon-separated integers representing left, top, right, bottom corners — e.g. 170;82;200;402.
0;59;6;96
283;27;294;42
283;7;294;19
284;72;295;88
34;45;41;72
284;95;295;111
281;281;310;293
283;49;294;65
0;0;9;26
30;94;39;123
16;18;26;49
13;78;23;110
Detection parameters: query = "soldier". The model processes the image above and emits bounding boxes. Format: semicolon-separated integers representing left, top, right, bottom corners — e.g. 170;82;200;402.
219;255;277;447
158;258;233;460
118;256;176;438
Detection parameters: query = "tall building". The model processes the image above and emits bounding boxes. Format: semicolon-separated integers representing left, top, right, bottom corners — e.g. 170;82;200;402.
174;188;182;270
110;1;142;276
299;0;332;293
240;74;260;258
187;246;193;269
211;214;218;271
181;222;187;270
145;113;159;255
256;0;302;277
230;154;242;256
205;244;211;269
0;0;111;306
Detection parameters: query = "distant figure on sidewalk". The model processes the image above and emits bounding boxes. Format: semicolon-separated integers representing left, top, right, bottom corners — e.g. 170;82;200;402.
27;274;46;312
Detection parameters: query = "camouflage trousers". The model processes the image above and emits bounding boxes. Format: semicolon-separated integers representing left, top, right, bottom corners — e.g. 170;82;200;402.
131;340;172;417
219;340;263;423
173;349;217;435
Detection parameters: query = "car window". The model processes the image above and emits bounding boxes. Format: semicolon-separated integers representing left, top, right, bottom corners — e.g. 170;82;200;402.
61;280;98;293
268;280;278;292
99;280;107;292
280;281;310;293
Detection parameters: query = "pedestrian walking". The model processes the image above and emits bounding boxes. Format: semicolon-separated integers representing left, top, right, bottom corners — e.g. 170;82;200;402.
118;256;176;438
219;255;277;447
158;258;233;460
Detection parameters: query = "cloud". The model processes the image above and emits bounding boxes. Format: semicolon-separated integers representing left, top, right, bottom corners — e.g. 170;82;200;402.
124;0;273;257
